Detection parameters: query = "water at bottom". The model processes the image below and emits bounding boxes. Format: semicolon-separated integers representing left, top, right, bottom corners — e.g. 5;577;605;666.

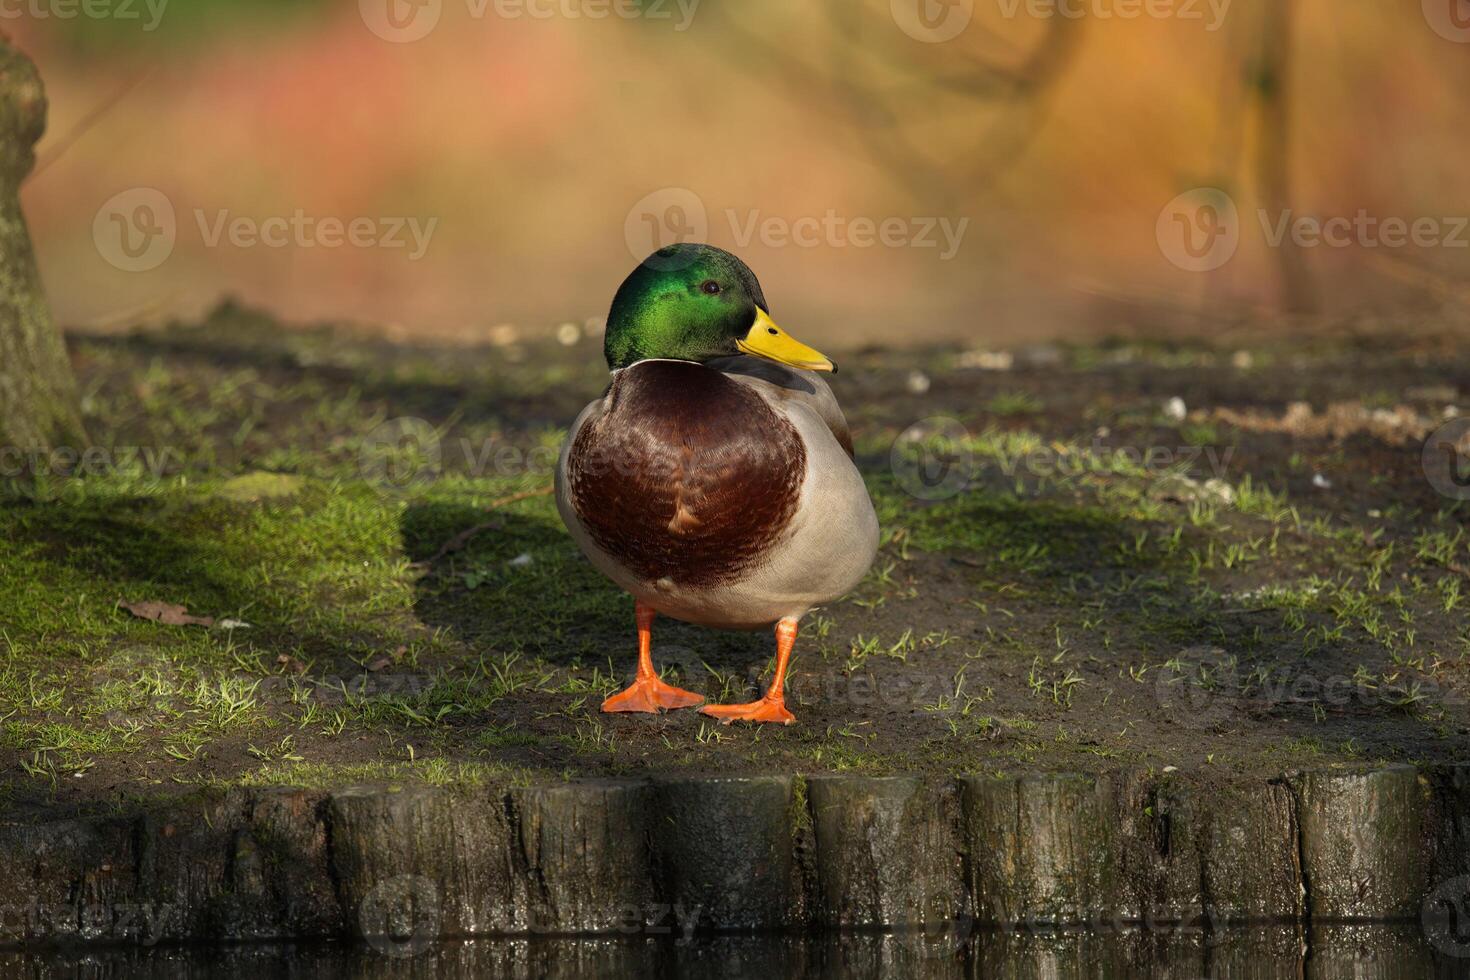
5;923;1470;979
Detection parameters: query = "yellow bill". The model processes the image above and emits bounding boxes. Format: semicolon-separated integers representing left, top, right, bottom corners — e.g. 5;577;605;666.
736;308;836;373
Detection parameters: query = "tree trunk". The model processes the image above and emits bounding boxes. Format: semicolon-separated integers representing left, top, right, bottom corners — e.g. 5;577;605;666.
1253;0;1315;314
0;32;85;457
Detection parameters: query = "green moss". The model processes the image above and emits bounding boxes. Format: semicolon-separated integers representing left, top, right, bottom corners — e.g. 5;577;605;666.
211;758;533;791
212;471;306;503
869;475;1158;581
789;774;812;836
5;315;1470;807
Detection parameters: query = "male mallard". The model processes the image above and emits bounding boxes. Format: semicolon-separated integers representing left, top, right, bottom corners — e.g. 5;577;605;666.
555;243;878;725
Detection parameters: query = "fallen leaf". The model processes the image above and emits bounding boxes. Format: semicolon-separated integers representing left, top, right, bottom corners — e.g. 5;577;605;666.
121;600;215;627
216;619;252;630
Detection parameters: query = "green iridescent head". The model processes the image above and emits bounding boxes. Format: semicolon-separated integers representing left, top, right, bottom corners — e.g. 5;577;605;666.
603;244;834;373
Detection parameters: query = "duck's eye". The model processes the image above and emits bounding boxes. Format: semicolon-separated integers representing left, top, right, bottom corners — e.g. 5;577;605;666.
701;280;721;295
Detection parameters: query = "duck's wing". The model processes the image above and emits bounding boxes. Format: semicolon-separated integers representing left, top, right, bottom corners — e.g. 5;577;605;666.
708;355;855;457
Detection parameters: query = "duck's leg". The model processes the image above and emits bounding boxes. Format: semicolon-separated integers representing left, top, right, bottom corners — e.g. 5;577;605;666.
699;618;798;725
602;600;705;714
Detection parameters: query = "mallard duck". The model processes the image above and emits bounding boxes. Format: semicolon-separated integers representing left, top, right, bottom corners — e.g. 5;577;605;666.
555;243;878;725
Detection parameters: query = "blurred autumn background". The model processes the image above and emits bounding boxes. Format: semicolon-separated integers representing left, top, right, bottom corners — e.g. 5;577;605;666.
9;0;1470;348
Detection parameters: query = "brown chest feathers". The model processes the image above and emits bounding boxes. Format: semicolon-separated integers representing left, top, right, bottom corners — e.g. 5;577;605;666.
567;360;807;590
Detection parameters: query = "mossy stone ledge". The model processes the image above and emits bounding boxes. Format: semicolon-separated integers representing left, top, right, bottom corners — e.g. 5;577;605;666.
2;767;1468;947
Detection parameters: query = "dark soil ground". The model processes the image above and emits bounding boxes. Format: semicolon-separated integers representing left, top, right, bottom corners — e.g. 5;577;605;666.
3;303;1469;816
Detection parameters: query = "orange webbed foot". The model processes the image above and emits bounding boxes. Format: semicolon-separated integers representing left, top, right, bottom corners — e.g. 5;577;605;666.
699;617;802;725
602;675;704;714
699;696;796;726
602;600;705;714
